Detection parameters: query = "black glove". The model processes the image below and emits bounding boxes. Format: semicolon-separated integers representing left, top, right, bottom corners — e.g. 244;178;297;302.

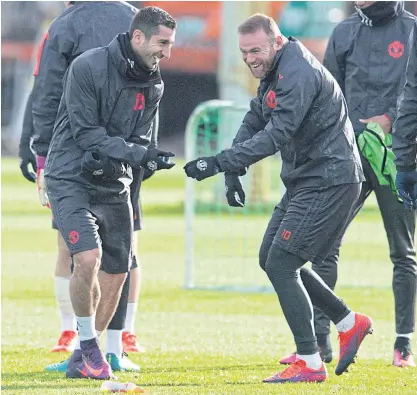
142;168;155;181
225;172;245;207
81;151;127;180
396;168;417;210
19;143;37;183
183;156;221;181
140;148;175;171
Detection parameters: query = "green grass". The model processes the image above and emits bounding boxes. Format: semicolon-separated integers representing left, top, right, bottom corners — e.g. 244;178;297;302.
2;157;417;394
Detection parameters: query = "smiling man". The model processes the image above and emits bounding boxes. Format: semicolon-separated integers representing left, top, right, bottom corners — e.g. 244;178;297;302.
44;7;176;380
184;13;372;384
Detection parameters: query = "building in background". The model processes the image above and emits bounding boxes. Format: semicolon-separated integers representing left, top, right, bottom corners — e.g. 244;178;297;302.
2;1;417;155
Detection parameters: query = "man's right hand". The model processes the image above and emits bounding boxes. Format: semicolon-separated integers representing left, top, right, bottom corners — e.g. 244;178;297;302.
19;144;37;183
36;156;49;207
81;151;127;180
141;148;175;171
225;172;245;207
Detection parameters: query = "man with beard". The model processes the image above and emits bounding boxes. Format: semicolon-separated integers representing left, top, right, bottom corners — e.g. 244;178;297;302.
21;1;151;372
44;6;176;379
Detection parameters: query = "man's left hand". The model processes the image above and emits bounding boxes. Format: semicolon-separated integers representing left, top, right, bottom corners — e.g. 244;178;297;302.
396;169;417;210
184;156;221;181
360;115;391;135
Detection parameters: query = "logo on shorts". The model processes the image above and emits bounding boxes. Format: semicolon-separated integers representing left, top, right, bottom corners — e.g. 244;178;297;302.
69;230;80;245
133;93;145;111
281;229;292;241
266;90;277;109
388;41;404;59
196;160;207;171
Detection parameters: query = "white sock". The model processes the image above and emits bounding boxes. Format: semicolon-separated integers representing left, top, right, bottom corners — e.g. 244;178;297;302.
74;337;81;350
297;352;322;370
54;277;76;332
61;313;77;333
106;329;123;358
124;302;138;333
76;314;97;342
396;333;412;339
336;311;355;333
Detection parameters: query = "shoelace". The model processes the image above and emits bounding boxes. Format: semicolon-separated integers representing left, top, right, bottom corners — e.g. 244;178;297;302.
279;360;305;379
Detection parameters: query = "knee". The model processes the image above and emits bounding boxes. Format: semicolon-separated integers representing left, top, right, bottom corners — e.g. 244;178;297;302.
259;243;271;272
73;249;102;275
264;244;284;281
392;256;417;276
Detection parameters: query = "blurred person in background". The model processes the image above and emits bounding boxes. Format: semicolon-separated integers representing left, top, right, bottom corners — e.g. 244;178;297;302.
43;6;176;380
184;13;372;384
288;0;416;368
393;21;417;211
18;0;155;373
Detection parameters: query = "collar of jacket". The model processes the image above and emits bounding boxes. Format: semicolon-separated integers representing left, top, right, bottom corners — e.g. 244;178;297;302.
355;1;404;27
108;32;162;84
261;37;294;83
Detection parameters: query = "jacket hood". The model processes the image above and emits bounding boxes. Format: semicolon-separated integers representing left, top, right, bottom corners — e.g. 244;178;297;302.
355;1;404;26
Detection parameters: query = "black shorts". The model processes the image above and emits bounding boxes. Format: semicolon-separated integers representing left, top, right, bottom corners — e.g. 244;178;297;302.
52;197;142;231
47;180;133;274
262;183;361;265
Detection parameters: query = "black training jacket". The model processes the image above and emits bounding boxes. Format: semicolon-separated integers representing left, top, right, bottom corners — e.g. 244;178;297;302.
323;1;416;135
44;34;163;193
393;21;417;170
216;38;364;190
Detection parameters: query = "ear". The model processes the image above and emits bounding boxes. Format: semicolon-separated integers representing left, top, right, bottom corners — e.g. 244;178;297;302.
131;29;146;45
275;35;284;50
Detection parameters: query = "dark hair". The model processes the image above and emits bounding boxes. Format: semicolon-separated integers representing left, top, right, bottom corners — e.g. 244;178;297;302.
238;13;280;42
129;6;176;39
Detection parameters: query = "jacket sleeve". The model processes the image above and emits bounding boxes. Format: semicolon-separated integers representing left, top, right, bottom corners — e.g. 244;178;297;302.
216;68;317;172
19;87;34;156
65;57;147;168
32;26;72;157
232;92;267;146
323;29;345;94
393;24;417;170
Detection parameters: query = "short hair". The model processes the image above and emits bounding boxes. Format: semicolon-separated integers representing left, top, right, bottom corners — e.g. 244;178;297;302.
129;6;176;39
238;13;281;41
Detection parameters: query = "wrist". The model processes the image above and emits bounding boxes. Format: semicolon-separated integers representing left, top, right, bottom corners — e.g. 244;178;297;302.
36;156;46;169
213;156;222;172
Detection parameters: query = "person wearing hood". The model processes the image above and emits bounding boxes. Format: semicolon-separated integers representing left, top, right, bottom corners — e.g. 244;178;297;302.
21;1;157;371
292;1;416;368
184;13;372;384
43;6;176;380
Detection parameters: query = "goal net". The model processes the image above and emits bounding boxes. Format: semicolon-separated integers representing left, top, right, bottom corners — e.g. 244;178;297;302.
184;100;283;292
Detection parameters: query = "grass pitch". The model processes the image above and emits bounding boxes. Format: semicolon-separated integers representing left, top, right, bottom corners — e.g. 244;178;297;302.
1;157;417;394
